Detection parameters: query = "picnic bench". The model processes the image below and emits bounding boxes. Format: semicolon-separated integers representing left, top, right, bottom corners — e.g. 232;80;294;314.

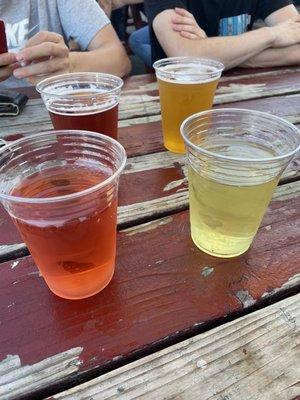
0;66;299;400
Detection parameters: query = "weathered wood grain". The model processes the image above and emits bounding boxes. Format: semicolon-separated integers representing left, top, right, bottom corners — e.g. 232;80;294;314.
9;67;299;100
0;348;83;400
51;294;300;400
2;95;299;163
1;146;299;259
0;187;299;399
1;69;299;137
122;67;300;92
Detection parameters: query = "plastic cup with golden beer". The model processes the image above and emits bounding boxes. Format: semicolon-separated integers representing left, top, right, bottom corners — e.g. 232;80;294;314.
154;57;224;154
181;109;300;258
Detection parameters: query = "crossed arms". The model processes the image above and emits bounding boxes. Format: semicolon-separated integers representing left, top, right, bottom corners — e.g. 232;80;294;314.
152;5;300;69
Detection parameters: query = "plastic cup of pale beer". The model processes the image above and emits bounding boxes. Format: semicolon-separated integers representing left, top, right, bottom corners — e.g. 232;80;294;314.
181;109;300;258
153;57;224;154
0;131;126;299
36;73;123;140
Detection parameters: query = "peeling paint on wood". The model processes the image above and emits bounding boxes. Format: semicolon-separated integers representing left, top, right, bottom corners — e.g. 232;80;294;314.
202;266;214;277
117;191;188;226
124;151;184;174
1;69;299;138
120;94;159;104
0;348;83;400
52;295;300;400
0;244;26;255
10;261;19;269
163;179;186;192
0;192;299;398
1;180;299;259
196;359;208;369
124;216;173;236
235;290;256;308
0;68;299;399
262;274;300;299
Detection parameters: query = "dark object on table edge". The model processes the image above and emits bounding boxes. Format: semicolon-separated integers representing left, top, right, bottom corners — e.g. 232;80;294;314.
0;90;28;116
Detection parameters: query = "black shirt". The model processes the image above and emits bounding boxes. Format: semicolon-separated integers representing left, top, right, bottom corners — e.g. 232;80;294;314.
145;0;292;62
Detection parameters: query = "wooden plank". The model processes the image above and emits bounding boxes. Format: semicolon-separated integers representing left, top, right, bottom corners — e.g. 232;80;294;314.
1;69;299;137
2;94;300;156
121;69;300;121
51;294;300;400
9;68;297;101
123;67;300;92
1;145;299;259
3;95;299;162
0;186;299;399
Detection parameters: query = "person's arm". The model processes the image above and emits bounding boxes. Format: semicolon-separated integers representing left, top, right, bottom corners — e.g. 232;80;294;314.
69;24;131;76
240;5;300;67
0;52;18;82
153;10;300;70
13;25;131;85
240;44;300;67
265;4;298;25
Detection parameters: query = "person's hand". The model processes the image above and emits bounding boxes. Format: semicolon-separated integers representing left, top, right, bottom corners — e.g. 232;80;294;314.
13;31;70;85
0;52;18;82
171;8;207;40
270;16;300;47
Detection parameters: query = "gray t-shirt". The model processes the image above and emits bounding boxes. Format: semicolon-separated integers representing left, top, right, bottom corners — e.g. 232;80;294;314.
0;0;110;88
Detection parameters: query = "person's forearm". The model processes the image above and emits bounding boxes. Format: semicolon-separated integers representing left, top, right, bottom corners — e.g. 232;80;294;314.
240;44;300;68
69;44;131;77
156;23;275;70
194;28;275;69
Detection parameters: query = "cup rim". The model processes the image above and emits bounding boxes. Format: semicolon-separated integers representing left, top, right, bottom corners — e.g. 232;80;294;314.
180;108;300;163
153;56;225;80
0;130;127;204
36;72;124;99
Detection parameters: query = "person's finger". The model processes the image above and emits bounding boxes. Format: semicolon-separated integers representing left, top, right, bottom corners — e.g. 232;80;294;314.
179;31;198;40
172;24;196;34
172;23;197;34
16;42;68;63
0;65;12;79
0;52;17;67
171;16;195;25
0;62;20;80
24;31;63;48
13;57;68;79
174;7;193;18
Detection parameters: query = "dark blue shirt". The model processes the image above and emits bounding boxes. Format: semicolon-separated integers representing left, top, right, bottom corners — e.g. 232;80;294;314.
145;0;293;62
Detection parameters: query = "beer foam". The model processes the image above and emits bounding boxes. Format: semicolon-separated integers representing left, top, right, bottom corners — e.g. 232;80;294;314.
157;63;221;84
44;88;117;116
47;101;117;116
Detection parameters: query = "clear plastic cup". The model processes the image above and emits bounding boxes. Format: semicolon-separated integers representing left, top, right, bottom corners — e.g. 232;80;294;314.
154;57;224;154
36;73;123;140
181;109;300;258
0;131;126;299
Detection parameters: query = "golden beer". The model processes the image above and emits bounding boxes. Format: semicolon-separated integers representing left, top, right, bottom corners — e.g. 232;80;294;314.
181;109;300;258
189;161;278;258
157;77;219;153
154;58;224;154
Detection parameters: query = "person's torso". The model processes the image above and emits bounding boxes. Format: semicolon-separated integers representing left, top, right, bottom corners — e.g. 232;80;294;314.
0;0;67;88
187;0;259;38
150;0;261;63
0;0;65;54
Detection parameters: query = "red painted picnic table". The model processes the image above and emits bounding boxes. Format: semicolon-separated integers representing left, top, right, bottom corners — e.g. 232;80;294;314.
0;66;299;400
